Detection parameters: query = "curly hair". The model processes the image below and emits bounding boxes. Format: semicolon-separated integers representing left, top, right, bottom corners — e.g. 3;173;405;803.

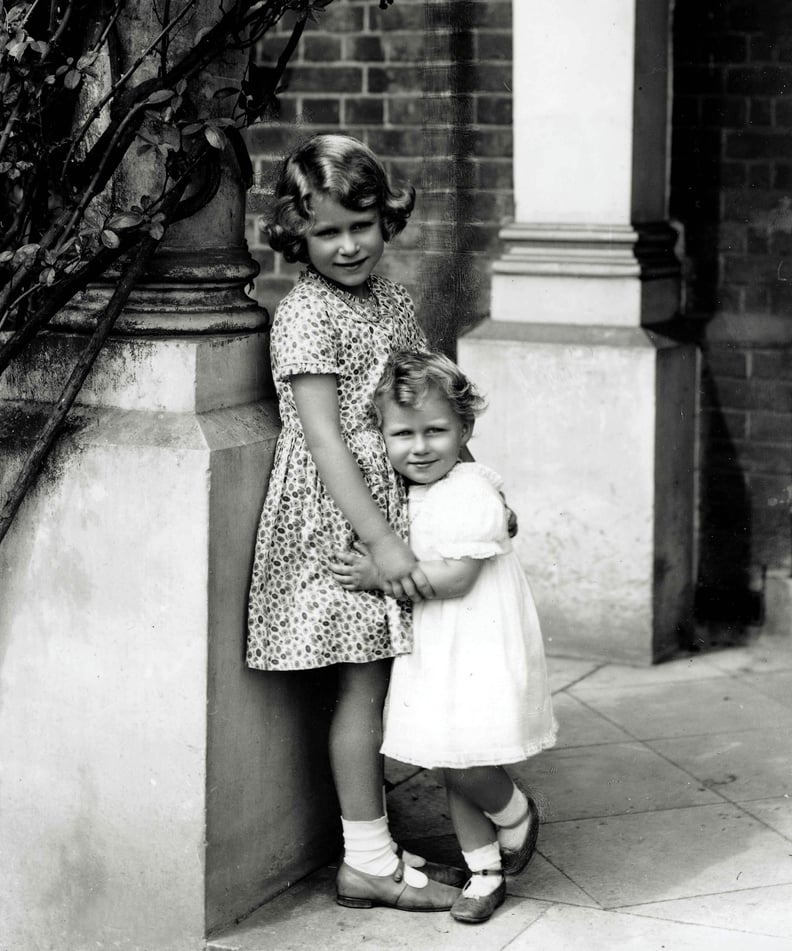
373;351;487;428
266;134;415;264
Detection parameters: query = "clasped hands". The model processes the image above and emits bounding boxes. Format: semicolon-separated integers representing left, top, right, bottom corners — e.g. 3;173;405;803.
330;535;434;602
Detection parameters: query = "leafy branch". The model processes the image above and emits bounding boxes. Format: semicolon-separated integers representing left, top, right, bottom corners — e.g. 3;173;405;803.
0;0;398;547
0;0;351;347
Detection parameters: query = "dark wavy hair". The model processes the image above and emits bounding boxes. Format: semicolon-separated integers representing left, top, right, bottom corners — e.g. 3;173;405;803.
373;351;487;428
266;133;416;264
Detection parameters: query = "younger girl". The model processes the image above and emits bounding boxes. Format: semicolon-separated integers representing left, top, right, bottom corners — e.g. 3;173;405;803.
246;135;462;912
332;351;558;925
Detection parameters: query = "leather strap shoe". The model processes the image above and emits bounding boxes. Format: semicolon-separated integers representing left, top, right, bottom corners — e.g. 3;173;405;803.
336;861;460;912
500;795;539;875
450;872;507;924
395;847;467;887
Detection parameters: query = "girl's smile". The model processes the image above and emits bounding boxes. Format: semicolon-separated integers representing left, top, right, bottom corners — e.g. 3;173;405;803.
379;390;472;485
306;193;385;297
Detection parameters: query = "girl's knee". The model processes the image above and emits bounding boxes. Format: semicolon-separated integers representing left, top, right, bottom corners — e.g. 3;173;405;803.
336;659;391;707
443;765;507;790
340;659;390;689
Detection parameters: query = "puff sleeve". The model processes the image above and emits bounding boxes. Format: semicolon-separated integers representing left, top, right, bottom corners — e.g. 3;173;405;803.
271;287;339;382
425;464;511;560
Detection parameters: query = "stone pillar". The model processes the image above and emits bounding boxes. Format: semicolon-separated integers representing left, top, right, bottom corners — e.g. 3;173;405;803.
458;0;697;664
0;7;338;950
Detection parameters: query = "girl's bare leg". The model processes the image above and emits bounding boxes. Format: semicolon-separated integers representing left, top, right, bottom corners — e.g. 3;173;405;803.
446;784;498;852
329;660;391;820
444;765;515;819
330;660;461;909
444;767;508;916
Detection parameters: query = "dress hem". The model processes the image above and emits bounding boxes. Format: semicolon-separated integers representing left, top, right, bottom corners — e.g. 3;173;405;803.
247;650;410;672
381;729;558;769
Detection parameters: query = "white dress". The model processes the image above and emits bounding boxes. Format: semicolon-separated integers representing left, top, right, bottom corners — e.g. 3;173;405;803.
381;462;558;769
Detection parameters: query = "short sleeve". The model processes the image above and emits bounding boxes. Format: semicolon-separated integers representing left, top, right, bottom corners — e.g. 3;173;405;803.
271;287;340;382
426;464;510;560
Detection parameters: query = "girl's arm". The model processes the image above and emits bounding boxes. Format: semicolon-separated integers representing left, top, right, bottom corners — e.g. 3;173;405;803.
331;544;484;601
291;373;432;601
420;557;483;598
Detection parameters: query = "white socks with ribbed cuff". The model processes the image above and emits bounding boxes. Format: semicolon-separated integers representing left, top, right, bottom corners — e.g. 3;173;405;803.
484;784;529;851
381;785;430;872
461;842;503;898
341;816;428;887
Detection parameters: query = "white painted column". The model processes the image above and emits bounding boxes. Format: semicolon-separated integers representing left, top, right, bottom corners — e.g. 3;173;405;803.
494;0;679;328
459;0;697;664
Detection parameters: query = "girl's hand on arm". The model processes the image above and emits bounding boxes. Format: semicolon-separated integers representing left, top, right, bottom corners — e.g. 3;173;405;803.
408;564;435;601
331;543;481;601
292;373;422;600
367;534;421;599
330;545;384;592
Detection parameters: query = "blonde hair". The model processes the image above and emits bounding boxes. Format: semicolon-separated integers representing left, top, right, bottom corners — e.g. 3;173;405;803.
374;351;487;427
266;134;415;264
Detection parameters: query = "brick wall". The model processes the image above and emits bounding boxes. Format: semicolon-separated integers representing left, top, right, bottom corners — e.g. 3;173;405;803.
244;0;791;584
671;0;792;582
244;0;513;352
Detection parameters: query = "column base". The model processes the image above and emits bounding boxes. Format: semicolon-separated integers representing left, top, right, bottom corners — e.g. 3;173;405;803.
491;222;680;327
458;319;698;665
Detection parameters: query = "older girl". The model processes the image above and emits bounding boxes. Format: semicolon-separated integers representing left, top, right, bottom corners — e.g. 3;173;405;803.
246;135;462;912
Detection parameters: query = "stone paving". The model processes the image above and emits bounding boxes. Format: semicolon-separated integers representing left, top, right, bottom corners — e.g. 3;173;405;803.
209;631;792;950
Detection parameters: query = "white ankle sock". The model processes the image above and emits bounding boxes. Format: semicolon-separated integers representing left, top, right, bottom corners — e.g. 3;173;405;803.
383;785;428;870
342;816;427;886
485;785;528;851
461;842;502;898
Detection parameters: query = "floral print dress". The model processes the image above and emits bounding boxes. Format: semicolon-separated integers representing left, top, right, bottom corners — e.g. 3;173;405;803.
247;269;428;671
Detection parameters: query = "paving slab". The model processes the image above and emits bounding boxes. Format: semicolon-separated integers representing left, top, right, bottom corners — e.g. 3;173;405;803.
546;656;603;693
568;677;792;740
386;769;453;842
539;803;792;908
505;903;792;950
550;692;634;748
513;742;720;822
207;865;550;951
697;641;792;676
212;636;792;951
624;883;792;939
649;728;792;802
741;670;792;709
742;795;792;840
507;852;600;907
563;655;730;691
384;757;422;787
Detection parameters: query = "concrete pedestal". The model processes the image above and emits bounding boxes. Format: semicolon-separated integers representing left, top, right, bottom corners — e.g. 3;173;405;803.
459;321;697;664
0;333;339;950
0;5;341;946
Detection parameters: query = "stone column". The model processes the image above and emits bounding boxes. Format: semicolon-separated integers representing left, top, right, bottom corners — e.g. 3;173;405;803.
0;6;337;950
458;0;697;664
